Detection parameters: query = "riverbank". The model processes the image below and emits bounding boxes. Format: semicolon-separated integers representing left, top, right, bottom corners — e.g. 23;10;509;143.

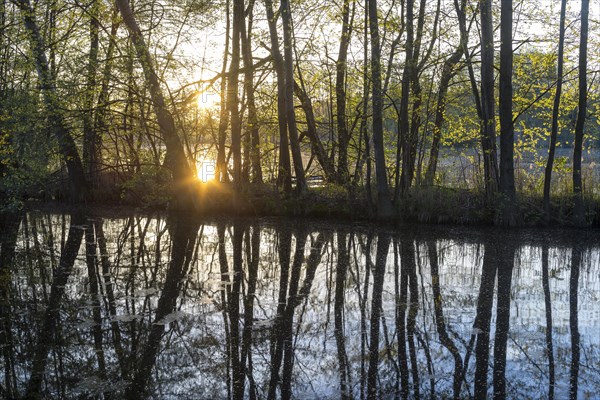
20;182;600;228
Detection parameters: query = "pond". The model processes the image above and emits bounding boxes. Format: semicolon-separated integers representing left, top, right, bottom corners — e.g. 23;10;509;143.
0;209;598;399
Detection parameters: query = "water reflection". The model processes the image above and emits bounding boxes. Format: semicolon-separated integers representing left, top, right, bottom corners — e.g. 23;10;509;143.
1;211;599;399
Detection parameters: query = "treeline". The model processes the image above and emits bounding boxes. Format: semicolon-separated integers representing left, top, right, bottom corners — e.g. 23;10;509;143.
0;0;598;225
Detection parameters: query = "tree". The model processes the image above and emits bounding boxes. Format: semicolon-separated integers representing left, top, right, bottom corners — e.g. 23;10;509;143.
115;0;195;207
240;1;263;184
498;0;518;226
368;0;393;217
91;7;120;189
14;0;87;202
216;0;231;183
336;0;354;184
573;0;589;226
479;0;499;199
281;0;307;193
229;0;243;184
397;0;414;198
399;0;441;196
82;0;100;189
424;0;467;186
543;0;567;222
265;0;292;193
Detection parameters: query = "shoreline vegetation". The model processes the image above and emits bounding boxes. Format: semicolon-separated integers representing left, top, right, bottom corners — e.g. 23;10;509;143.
18;181;600;228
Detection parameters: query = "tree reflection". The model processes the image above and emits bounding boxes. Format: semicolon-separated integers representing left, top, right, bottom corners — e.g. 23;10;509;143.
542;243;555;400
351;232;373;399
492;241;516;399
268;228;327;400
1;214;598;398
242;224;261;399
570;245;581;400
95;217;128;378
26;210;86;399
84;219;107;382
473;241;498;399
335;230;351;399
428;239;464;399
392;237;408;399
366;233;390;399
267;226;295;399
229;222;244;399
405;239;420;400
218;222;260;399
124;214;200;398
0;210;22;398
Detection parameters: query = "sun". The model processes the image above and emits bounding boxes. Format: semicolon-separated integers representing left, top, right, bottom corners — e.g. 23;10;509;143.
196;159;216;182
197;91;219;110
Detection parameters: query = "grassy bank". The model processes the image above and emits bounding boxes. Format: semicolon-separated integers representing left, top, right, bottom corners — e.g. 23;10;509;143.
78;181;600;227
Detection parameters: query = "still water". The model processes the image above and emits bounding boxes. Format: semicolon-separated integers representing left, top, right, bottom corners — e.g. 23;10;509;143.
0;210;598;399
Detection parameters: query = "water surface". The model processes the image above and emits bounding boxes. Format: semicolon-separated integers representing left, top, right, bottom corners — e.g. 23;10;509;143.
0;210;598;399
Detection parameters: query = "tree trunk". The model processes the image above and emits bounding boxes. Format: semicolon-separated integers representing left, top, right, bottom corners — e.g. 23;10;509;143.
480;0;499;200
498;0;518;226
455;0;498;200
265;0;292;193
217;0;231;183
456;0;483;120
543;0;567;223
359;0;373;207
0;0;7;98
336;0;353;184
229;0;243;184
281;0;307;193
573;0;588;226
368;0;393;218
82;0;100;190
240;2;262;184
397;0;414;199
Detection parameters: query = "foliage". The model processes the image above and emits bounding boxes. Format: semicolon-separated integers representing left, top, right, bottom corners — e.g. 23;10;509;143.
0;90;55;209
120;165;173;207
